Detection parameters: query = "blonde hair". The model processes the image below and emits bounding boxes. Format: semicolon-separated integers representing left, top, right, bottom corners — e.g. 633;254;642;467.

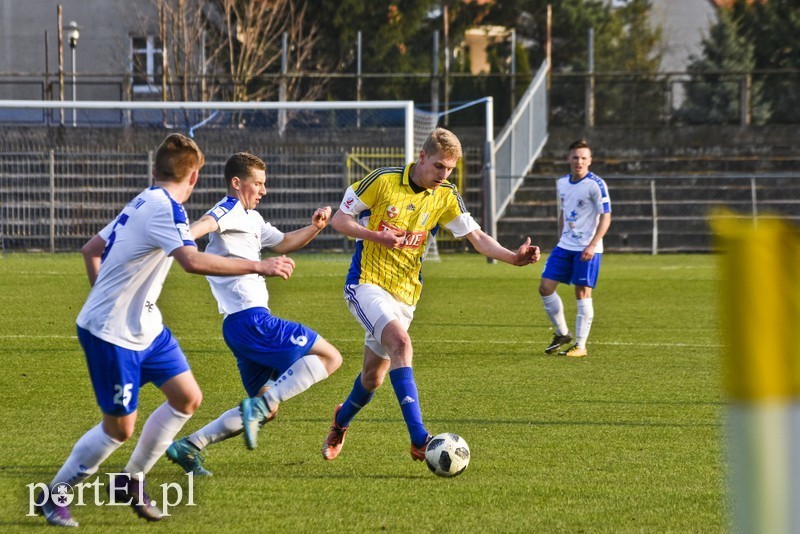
422;127;462;160
153;133;205;182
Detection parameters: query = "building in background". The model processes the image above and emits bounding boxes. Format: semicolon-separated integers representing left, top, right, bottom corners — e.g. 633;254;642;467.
0;0;159;101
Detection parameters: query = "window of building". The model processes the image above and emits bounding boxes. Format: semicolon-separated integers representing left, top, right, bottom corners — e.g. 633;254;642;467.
131;36;163;93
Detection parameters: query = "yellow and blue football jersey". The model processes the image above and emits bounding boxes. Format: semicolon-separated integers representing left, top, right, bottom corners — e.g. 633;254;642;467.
338;162;478;305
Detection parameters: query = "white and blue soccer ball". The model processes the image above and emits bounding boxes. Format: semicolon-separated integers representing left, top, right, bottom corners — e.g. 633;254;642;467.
425;433;470;477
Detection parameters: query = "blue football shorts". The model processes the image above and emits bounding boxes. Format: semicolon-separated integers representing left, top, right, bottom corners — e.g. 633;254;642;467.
77;326;190;416
222;307;319;397
541;246;603;288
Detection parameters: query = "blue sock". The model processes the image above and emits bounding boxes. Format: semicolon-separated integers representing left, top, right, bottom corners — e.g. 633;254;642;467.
336;373;374;428
389;367;429;447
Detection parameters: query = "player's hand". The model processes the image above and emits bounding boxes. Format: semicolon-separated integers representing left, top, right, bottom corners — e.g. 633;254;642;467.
581;244;596;262
258;255;296;279
375;228;407;249
312;206;332;230
514;237;540;265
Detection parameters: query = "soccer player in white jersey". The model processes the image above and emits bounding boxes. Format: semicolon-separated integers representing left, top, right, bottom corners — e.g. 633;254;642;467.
540;138;612;358
36;135;295;528
165;152;341;475
318;128;540;463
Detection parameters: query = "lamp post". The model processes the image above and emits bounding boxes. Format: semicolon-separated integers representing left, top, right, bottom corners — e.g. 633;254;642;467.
64;21;80;127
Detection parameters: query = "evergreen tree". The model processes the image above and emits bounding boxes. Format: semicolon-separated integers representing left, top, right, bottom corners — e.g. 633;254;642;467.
730;0;800;123
592;0;664;125
679;8;770;125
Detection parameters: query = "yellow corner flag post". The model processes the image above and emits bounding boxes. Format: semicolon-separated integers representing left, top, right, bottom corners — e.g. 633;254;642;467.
713;211;800;534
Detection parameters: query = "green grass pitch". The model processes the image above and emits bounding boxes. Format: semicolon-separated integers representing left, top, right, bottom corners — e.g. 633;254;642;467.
0;252;724;532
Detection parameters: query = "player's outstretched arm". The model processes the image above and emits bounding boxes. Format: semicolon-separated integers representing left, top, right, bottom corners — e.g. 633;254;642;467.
171;246;296;279
330;208;406;249
81;234;107;286
190;215;220;241
271;206;331;254
465;230;540;266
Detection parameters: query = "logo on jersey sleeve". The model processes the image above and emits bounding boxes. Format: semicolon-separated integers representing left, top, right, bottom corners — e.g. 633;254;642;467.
177;222;192;242
343;197;355;210
378;220;426;249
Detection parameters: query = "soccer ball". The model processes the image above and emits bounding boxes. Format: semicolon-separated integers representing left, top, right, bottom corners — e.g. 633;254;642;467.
424;433;470;477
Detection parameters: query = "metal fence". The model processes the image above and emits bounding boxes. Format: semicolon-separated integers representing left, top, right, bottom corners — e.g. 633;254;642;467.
500;173;800;254
2;69;800;128
3;144;798;254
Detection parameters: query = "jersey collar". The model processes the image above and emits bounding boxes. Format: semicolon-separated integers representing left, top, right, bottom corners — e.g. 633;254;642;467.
569;171;593;184
403;162;434;195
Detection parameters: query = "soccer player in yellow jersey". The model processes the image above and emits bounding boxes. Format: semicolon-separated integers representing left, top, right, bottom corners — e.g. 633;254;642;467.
322;128;541;462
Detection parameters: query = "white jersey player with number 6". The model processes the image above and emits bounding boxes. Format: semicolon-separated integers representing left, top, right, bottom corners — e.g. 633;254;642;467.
165;152;342;476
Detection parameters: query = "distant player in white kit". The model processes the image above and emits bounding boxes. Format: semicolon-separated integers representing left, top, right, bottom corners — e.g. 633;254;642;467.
540;138;612;358
37;135;294;528
165;152;341;475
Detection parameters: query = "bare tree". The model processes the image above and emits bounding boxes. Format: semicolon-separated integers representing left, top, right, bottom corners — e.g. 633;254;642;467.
219;0;326;103
149;0;327;104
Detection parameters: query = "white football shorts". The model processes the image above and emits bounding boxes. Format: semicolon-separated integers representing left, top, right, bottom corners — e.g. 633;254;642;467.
343;283;415;359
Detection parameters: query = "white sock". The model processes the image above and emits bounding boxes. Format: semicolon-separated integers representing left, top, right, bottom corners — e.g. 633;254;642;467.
124;403;191;480
50;423;123;489
263;355;329;411
188;407;243;449
575;298;594;348
541;292;569;335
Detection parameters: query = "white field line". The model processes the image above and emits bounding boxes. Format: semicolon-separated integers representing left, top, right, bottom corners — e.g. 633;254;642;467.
0;334;721;348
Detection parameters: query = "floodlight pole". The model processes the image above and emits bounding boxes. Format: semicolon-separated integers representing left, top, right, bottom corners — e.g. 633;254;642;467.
64;21;80;127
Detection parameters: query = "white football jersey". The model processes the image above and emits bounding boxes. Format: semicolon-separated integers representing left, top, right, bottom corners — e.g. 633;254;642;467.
76;186;195;350
556;171;611;253
204;197;285;316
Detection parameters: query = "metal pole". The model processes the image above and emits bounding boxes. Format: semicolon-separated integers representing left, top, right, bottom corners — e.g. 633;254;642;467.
650;179;658;255
160;4;167;102
741;74;751;128
49;150;56;254
509;29;516;110
58;6;64;126
751;176;757;225
431;31;440;116
356;31;362;128
200;30;207;103
71;45;77;127
278;32;288;137
484;97;497;263
546;4;552;90
442;1;450;126
148;150;154;187
585;28;595;128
